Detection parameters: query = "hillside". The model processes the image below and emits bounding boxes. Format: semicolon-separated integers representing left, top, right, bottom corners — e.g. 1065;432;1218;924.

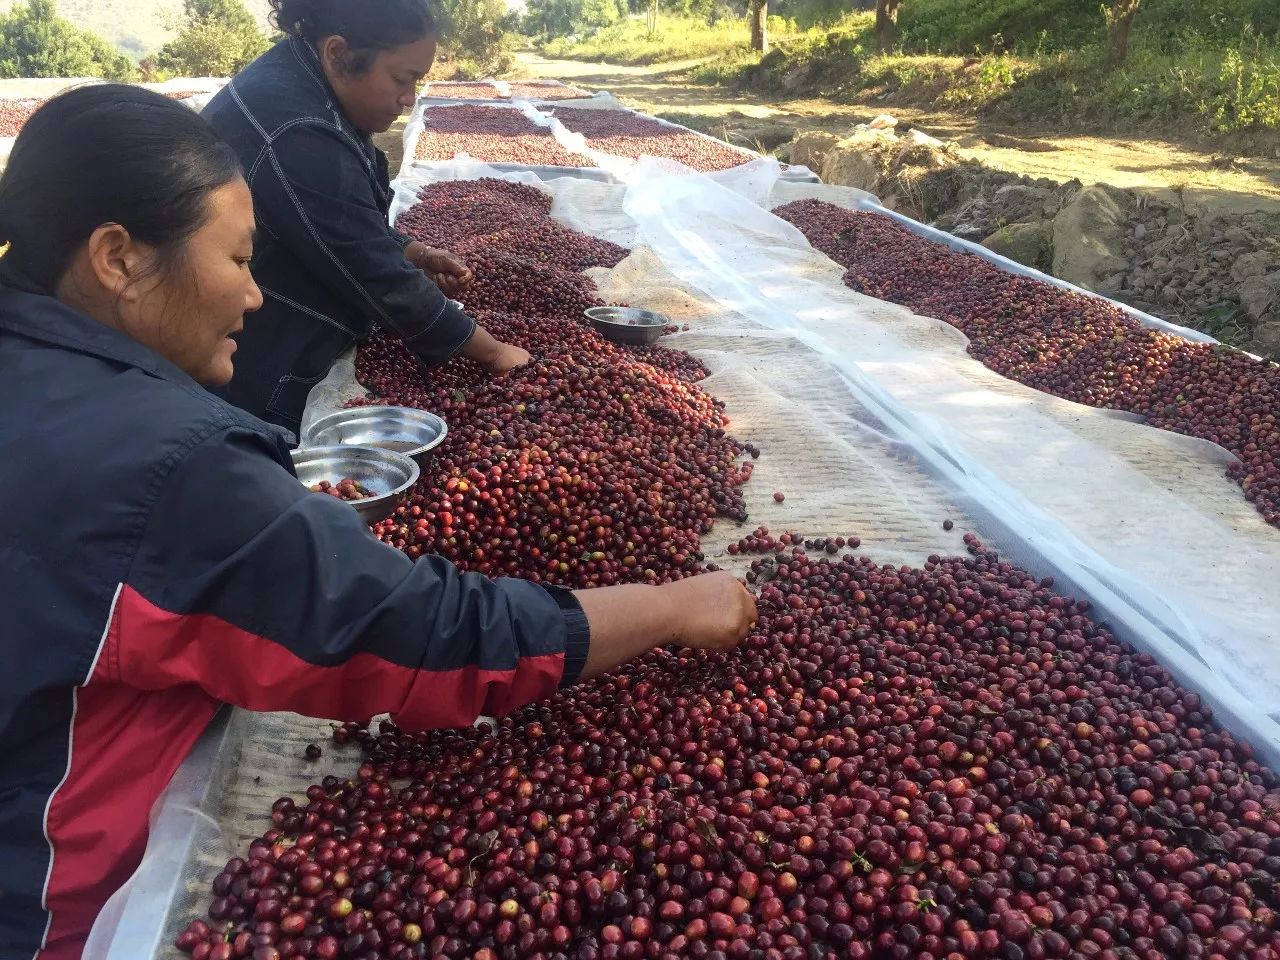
0;0;273;57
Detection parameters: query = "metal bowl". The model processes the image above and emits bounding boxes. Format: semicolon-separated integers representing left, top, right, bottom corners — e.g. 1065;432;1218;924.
585;306;670;346
302;406;449;471
291;445;420;524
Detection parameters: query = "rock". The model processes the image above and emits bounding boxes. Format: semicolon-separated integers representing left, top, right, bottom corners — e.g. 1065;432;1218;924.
980;220;1054;271
781;65;811;93
1239;271;1280;323
790;131;841;173
1134;223;1147;240
1053;185;1132;289
990;183;1058;224
1232;251;1274;283
1225;226;1257;248
1256;318;1280;359
1098;271;1128;295
945;198;1000;242
820;132;886;193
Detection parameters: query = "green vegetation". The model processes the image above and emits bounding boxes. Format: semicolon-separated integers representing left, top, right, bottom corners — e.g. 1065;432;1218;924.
540;15;764;65
684;0;1280;140
438;0;517;78
0;0;135;80
153;0;269;78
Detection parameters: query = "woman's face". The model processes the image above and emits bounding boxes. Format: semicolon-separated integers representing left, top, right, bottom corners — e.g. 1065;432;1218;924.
322;34;438;134
128;180;263;386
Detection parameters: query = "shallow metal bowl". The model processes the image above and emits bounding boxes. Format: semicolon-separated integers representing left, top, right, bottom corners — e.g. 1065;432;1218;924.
291;445;420;524
303;406;449;471
585;306;670;346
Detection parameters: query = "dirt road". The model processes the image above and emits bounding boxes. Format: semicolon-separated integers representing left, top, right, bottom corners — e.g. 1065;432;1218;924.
512;51;1280;217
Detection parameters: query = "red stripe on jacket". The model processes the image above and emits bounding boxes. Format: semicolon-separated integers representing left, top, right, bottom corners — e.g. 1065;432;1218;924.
38;617;219;958
114;585;567;727
38;585;566;958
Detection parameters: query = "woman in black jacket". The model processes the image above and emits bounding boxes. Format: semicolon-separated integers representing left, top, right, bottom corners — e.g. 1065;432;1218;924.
203;0;530;438
0;87;755;960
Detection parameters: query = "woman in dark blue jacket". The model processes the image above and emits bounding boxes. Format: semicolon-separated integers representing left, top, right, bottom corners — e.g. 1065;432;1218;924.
0;87;755;960
203;0;531;438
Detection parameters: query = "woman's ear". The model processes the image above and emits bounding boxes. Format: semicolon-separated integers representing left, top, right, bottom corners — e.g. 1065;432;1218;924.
319;35;354;78
85;223;146;302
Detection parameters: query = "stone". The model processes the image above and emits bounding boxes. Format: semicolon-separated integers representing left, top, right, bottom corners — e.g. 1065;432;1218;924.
1239;271;1280;323
1225;226;1257;248
980;220;1054;271
1256;319;1280;359
1231;251;1274;283
790;131;841;173
820;133;885;193
989;183;1058;226
1053;185;1133;289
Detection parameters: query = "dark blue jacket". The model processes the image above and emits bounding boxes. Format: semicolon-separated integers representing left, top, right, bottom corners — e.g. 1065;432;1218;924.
203;39;475;437
0;287;586;959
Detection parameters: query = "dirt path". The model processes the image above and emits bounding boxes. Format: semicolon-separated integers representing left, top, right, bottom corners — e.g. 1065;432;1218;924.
512;51;1280;217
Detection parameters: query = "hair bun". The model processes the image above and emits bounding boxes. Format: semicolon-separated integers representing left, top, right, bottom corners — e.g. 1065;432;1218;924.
270;0;323;38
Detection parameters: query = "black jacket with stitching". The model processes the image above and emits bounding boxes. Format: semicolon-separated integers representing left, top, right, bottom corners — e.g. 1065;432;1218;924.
203;38;475;438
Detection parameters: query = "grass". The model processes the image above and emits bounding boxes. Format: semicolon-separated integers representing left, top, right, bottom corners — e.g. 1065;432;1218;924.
539;14;788;66
548;1;1280;141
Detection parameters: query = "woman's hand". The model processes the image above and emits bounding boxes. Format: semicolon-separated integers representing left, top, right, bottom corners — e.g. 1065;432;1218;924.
406;241;473;298
661;571;758;651
460;324;532;377
484;341;532;376
572;572;758;681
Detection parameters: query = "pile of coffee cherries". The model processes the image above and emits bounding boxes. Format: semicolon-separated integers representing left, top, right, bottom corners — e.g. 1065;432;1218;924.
353;179;738;585
179;532;1280;959
414;105;592;168
310;478;376;503
0;98;40;137
506;83;591;102
551;108;752;173
775;200;1280;529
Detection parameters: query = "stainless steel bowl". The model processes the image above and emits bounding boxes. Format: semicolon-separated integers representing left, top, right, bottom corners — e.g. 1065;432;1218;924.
302;406;449;470
585;306;670;346
291;445;420;524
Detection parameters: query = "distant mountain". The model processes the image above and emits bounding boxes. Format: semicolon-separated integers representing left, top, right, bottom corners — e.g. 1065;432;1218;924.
0;0;274;58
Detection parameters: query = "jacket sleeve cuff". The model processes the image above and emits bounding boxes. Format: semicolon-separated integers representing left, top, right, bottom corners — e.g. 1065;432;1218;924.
391;227;414;249
411;302;477;367
542;585;590;688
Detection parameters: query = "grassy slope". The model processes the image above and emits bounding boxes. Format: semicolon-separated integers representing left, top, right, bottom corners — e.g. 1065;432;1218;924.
546;0;1280;140
0;0;272;57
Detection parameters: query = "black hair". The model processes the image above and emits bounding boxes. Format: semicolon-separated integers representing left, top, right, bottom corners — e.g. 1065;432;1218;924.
0;85;242;296
271;0;439;75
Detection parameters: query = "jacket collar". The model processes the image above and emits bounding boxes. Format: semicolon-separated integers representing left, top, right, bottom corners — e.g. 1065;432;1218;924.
0;286;204;390
285;37;373;150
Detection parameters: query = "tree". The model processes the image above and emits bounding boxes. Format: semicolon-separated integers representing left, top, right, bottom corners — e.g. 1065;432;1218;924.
438;0;514;77
749;0;768;53
156;0;269;77
523;0;627;38
1105;0;1140;69
874;0;900;52
0;0;136;81
82;30;137;82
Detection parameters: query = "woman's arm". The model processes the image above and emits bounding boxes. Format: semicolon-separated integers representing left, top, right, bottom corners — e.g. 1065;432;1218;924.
250;123;474;367
113;425;754;728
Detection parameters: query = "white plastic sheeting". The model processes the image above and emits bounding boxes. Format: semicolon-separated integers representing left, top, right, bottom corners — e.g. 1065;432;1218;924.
617;157;1280;724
